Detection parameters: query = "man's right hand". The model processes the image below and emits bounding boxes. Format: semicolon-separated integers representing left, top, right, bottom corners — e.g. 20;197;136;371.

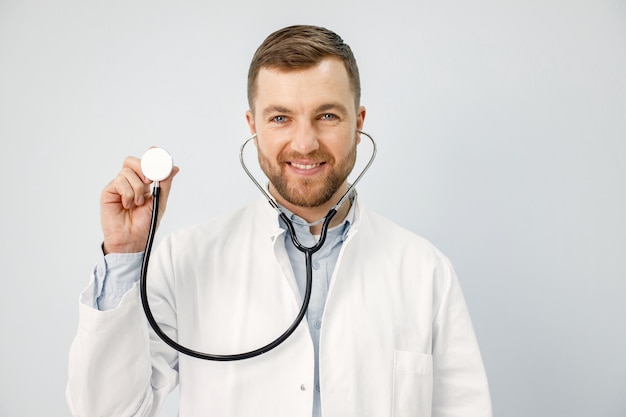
101;155;179;254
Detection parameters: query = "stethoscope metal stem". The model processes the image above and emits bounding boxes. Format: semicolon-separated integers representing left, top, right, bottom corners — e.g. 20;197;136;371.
239;130;377;227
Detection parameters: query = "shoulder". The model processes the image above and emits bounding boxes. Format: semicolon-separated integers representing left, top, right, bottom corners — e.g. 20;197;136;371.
354;205;453;270
359;207;441;251
353;206;459;296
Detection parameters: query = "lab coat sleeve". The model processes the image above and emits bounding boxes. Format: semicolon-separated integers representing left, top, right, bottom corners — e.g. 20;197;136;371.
431;257;493;417
66;277;178;416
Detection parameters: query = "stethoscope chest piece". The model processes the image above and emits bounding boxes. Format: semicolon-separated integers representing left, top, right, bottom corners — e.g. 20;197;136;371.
141;148;173;182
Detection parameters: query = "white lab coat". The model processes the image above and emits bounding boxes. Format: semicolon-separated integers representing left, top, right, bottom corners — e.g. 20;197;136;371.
67;196;492;417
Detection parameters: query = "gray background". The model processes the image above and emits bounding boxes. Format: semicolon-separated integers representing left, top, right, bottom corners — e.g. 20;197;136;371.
1;0;625;416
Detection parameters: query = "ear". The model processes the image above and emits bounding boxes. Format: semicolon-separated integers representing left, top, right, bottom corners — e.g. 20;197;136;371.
356;105;366;143
246;110;256;134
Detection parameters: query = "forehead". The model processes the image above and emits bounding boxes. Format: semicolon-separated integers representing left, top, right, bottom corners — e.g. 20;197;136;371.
254;58;355;112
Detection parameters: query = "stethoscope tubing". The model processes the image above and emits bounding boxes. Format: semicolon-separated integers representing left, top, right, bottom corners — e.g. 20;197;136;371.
140;130;376;361
140;187;336;361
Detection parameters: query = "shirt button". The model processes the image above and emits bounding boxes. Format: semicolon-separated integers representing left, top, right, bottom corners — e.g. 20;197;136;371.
300;384;307;391
315;382;321;392
313;261;320;270
314;320;322;329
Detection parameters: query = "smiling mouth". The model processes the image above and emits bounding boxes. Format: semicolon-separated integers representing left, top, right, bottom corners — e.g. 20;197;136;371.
288;162;325;170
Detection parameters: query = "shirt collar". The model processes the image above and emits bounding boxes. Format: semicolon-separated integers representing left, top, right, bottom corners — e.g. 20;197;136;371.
276;190;357;241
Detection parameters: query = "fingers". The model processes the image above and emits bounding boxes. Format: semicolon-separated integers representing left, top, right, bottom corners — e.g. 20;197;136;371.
107;157;149;208
103;155;180;208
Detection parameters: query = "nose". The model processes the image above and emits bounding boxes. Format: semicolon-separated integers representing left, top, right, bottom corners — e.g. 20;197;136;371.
290;121;319;154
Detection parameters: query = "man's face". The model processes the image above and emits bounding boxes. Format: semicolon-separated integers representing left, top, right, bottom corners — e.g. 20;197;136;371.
246;57;366;208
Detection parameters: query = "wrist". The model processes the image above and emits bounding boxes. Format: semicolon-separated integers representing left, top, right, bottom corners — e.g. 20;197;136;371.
102;241;145;255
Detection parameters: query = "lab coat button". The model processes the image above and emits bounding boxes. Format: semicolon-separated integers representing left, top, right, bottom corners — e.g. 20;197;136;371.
300;384;307;391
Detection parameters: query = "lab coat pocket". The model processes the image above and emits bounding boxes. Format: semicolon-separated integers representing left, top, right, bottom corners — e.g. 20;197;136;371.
392;350;433;417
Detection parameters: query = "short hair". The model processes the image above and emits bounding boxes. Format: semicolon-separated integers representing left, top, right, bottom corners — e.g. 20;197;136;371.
247;25;361;111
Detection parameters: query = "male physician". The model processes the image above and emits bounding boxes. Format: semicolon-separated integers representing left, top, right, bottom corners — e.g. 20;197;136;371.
67;25;492;417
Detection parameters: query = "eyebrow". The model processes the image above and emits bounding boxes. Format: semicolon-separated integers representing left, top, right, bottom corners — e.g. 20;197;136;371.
261;102;350;119
315;102;349;115
262;105;292;119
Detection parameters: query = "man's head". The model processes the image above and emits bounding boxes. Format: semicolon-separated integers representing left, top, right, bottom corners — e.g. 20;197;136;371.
247;25;361;112
245;25;365;215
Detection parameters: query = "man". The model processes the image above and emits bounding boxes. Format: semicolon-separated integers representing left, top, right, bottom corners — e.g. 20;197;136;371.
67;25;492;417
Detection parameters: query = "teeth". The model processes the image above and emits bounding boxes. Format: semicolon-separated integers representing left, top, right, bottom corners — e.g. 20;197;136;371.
291;162;320;170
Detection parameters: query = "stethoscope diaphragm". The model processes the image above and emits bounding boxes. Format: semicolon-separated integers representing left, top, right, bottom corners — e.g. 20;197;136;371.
141;148;173;182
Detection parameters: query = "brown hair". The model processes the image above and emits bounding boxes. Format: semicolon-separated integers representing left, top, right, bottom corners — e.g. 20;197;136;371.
247;25;361;111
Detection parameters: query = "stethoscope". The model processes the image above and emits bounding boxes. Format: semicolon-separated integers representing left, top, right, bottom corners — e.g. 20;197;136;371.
139;130;376;361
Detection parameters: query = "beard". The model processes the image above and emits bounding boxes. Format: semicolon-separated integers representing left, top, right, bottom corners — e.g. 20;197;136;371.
258;145;357;208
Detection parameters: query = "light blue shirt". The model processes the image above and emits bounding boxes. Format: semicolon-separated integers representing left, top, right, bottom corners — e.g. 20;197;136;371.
277;201;355;417
94;252;143;311
93;199;355;417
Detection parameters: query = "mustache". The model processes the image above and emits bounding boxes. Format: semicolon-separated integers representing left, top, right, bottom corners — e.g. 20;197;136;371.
278;149;334;163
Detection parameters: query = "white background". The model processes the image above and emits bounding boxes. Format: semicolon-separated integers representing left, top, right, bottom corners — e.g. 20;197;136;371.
1;0;625;416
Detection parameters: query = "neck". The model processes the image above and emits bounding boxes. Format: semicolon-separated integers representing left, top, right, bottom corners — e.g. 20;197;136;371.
270;183;352;235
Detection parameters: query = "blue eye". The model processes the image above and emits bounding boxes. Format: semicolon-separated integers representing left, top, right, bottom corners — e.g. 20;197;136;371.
272;115;287;123
321;113;337;121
